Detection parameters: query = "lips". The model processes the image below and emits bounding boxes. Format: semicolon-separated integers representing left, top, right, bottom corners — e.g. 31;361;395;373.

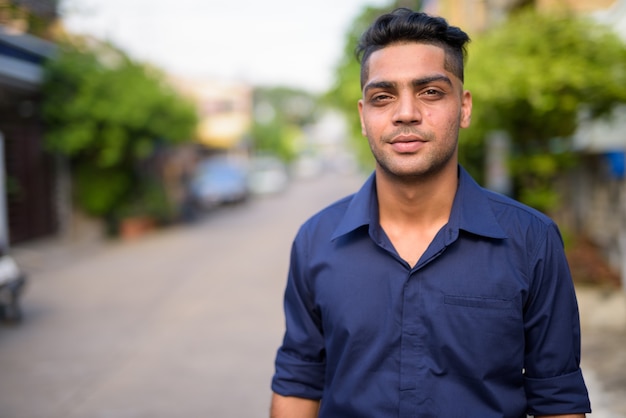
389;135;427;153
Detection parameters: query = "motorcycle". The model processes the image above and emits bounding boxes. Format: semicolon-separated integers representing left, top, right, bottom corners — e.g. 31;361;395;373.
0;252;26;324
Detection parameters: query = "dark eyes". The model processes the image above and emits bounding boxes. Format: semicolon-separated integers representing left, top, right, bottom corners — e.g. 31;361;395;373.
370;94;393;103
421;88;443;97
369;89;444;104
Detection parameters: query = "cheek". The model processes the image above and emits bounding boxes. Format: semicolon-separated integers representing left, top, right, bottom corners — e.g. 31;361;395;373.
360;111;380;137
422;108;434;119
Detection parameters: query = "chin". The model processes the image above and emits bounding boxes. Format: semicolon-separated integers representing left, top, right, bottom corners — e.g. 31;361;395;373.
378;159;454;181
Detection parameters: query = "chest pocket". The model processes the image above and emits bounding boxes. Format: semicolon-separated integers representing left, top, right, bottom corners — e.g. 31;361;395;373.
444;294;513;312
439;294;523;380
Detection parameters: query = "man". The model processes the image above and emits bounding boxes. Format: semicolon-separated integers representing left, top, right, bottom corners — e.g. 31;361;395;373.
271;8;591;417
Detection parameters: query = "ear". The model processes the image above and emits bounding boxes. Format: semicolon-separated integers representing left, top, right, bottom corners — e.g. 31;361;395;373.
460;90;472;129
358;99;367;136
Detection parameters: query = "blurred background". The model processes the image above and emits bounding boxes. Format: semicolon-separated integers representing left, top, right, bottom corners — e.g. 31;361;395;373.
0;0;625;416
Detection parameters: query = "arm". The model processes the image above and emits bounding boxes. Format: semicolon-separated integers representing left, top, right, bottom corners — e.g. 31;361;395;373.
524;223;591;416
271;237;326;412
270;393;320;418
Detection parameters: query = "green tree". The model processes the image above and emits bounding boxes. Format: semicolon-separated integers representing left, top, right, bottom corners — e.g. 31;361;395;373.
325;0;423;170
250;86;320;162
462;10;626;212
42;37;198;231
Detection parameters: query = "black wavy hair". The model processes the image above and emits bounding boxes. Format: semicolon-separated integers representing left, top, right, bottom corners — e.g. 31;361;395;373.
356;8;470;88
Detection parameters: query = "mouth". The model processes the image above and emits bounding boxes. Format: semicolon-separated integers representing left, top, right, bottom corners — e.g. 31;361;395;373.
389;135;427;153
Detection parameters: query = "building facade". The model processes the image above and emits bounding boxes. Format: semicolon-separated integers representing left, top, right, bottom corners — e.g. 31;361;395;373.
431;0;620;33
0;23;58;245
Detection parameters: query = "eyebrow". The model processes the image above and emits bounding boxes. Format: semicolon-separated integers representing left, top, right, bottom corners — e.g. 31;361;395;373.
363;75;453;95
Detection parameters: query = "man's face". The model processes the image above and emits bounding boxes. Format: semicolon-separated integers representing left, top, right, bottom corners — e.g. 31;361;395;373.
358;42;472;179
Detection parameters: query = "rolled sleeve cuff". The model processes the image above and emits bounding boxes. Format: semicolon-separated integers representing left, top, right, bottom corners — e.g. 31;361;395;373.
271;349;325;400
524;368;591;415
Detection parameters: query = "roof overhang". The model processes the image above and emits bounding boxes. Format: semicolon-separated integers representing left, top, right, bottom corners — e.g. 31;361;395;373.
573;105;626;153
0;25;56;91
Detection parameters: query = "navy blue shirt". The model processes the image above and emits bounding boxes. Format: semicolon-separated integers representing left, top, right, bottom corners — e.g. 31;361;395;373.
272;167;591;417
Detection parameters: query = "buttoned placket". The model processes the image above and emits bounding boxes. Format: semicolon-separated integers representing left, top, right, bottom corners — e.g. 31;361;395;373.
368;203;461;417
397;225;458;418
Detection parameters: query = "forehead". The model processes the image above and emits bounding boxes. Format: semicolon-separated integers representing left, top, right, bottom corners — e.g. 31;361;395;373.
365;42;451;84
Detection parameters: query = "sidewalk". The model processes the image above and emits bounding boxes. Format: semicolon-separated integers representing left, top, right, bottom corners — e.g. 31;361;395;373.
577;285;626;417
11;234;107;276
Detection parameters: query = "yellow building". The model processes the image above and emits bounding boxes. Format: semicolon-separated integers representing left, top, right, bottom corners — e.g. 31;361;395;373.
171;77;252;150
429;0;620;33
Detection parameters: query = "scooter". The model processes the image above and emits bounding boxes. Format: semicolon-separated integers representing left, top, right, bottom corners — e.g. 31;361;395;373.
0;252;26;324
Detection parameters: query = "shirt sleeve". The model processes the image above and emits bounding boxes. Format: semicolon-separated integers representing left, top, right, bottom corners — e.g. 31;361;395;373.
523;222;591;415
271;230;326;400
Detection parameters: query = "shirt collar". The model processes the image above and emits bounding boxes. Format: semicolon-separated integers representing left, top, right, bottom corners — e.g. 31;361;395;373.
451;166;508;239
331;172;377;241
331;166;507;241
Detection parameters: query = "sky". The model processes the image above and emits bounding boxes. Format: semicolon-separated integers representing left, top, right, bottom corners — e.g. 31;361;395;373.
60;0;391;92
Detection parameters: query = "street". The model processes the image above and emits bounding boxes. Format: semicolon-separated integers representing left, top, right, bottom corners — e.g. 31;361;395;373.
2;172;365;418
2;172;626;417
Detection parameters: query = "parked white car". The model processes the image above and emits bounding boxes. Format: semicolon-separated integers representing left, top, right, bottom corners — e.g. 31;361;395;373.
247;155;290;196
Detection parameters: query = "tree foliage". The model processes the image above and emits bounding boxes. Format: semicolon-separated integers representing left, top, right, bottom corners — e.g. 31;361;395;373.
462;9;626;212
42;38;198;227
250;86;320;161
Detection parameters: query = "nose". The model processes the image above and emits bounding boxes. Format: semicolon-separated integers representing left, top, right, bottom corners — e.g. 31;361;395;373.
393;94;421;125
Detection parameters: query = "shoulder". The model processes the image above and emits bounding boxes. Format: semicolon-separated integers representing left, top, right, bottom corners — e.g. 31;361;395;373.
483;188;553;226
456;167;561;245
296;194;355;241
294;173;375;244
481;188;564;247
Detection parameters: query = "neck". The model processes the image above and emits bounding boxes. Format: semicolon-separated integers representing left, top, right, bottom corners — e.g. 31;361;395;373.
376;164;459;227
375;164;459;267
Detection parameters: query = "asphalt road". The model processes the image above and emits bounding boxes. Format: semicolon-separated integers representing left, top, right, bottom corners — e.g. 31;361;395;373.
2;171;625;417
2;172;365;418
